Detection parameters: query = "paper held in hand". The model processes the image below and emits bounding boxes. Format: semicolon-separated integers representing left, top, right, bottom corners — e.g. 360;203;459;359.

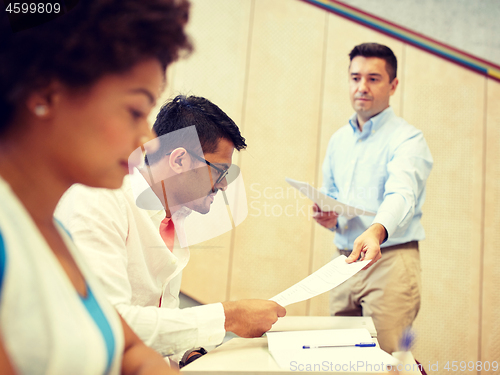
270;256;371;307
285;177;376;219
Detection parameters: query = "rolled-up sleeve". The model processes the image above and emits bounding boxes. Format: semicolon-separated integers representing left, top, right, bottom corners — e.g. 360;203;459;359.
373;131;433;238
116;302;225;356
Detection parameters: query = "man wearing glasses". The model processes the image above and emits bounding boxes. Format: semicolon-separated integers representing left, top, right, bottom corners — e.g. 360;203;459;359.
56;95;286;365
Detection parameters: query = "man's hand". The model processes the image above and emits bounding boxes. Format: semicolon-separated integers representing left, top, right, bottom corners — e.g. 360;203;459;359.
222;300;286;338
347;223;386;269
312;203;339;229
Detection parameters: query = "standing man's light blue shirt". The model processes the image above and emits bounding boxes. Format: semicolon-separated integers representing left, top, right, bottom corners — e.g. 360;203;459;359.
322;106;433;250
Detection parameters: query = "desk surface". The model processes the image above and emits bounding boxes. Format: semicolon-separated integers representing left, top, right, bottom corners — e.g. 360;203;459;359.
181;316;389;375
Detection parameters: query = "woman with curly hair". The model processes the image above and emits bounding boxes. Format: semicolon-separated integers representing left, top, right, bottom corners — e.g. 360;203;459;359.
0;0;192;373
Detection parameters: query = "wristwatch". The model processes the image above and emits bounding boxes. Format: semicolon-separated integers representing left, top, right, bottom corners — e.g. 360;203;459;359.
179;347;208;368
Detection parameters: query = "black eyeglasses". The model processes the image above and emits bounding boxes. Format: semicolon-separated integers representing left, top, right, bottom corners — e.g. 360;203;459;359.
166;150;229;184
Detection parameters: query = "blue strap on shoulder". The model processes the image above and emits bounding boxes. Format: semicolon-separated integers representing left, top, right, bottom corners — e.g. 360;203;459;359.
0;231;6;301
54;218;73;241
53;219;115;372
80;286;116;374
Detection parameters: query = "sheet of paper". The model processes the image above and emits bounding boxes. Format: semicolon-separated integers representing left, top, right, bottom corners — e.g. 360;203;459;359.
267;329;372;351
267;329;399;372
270;255;371;307
286;177;376;219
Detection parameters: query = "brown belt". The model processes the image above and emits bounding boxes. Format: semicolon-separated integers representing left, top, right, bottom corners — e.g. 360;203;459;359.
338;241;418;258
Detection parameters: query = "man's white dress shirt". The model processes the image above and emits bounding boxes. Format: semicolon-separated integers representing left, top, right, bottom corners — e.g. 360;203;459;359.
56;169;226;357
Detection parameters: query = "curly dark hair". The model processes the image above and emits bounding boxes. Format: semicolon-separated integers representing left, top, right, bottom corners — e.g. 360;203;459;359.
0;0;192;133
145;95;247;165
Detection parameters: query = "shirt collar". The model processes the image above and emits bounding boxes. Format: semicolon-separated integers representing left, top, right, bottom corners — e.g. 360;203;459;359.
129;168;162;212
129;167;192;219
159;205;192;224
349;106;395;136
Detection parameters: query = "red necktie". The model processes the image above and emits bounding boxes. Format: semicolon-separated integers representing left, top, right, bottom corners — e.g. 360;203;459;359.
159;216;175;252
159;216;175;307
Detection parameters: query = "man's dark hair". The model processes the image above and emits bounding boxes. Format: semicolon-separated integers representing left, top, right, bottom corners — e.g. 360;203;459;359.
145;95;247;165
349;43;397;81
0;0;192;133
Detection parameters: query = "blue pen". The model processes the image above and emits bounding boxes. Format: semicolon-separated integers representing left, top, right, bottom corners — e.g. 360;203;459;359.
302;342;376;349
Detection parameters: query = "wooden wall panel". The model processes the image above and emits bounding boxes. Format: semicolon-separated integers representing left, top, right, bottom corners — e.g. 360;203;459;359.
228;0;326;315
403;45;485;366
159;0;252;126
159;0;253;304
309;13;405;316
481;78;500;374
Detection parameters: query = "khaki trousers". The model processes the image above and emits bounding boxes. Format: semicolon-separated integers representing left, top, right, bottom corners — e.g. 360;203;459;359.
330;242;421;354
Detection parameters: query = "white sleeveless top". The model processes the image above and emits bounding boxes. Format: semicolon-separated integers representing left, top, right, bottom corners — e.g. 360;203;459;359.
0;177;124;375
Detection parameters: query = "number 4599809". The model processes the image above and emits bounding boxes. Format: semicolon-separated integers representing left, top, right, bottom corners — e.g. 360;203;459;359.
5;2;61;14
444;361;498;372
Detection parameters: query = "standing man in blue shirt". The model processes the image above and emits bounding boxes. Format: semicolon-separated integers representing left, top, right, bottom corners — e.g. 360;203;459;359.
313;43;433;354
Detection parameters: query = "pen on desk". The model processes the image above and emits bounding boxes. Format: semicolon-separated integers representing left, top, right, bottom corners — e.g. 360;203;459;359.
302;342;376;349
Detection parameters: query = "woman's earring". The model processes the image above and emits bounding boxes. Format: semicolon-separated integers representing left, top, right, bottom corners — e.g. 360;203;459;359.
34;105;48;117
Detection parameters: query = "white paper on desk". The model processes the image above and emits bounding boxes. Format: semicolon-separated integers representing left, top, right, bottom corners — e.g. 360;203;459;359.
270;255;370;307
267;329;372;351
267;329;399;372
286;177;376;219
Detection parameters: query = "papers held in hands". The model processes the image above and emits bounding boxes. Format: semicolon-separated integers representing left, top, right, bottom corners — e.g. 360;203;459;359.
270;255;371;307
285;178;376;219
